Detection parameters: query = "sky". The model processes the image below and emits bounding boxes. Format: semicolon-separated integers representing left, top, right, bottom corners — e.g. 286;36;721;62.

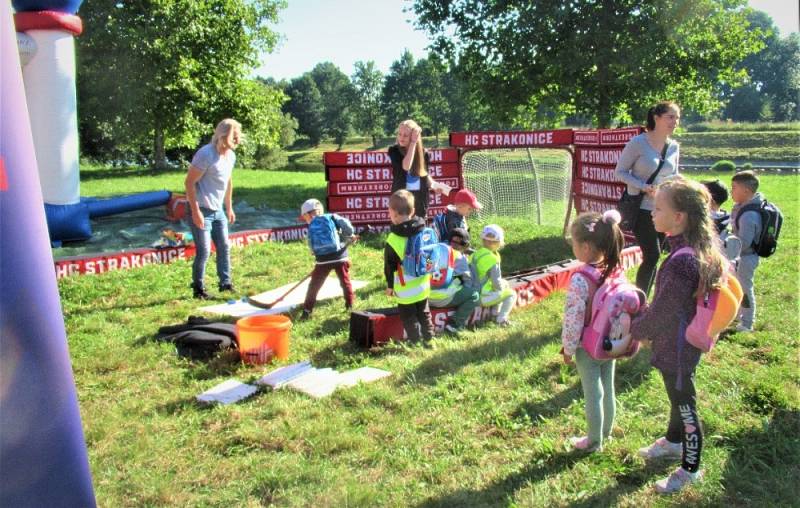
255;0;800;82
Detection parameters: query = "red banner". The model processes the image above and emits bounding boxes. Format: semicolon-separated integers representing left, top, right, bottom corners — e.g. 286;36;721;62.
326;162;460;182
576;147;623;166
328;177;461;196
327;191;448;213
54;225;310;278
323;148;458;166
571;128;642;217
574;127;642;146
576;180;625;201
449;129;574;148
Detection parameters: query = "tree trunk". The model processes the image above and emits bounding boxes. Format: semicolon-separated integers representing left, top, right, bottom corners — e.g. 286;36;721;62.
153;124;168;170
371;133;378;148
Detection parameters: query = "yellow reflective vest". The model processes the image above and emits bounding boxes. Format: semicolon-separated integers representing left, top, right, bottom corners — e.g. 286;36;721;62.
387;233;431;304
471;247;514;306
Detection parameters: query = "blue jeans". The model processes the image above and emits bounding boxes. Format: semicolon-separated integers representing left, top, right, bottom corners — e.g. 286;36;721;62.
190;207;231;289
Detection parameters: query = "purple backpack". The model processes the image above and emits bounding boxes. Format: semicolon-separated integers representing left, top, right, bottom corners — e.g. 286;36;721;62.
578;265;646;360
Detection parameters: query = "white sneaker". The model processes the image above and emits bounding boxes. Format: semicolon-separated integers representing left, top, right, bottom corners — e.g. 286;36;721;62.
569;436;602;453
638;437;682;460
735;324;753;333
655;467;703;494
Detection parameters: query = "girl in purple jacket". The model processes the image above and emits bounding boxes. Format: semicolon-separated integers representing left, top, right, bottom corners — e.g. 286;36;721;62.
631;177;727;494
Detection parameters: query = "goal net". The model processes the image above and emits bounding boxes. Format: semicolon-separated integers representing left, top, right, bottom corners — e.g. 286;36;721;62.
460;148;573;227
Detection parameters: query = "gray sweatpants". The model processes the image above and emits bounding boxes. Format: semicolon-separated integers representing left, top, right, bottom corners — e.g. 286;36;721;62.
737;254;759;329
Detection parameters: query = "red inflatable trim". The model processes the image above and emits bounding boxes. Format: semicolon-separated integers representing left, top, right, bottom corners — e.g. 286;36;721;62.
14;11;83;35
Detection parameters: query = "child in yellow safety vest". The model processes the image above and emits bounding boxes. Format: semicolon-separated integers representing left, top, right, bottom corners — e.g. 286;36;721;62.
471;224;515;326
429;228;480;335
384;190;435;345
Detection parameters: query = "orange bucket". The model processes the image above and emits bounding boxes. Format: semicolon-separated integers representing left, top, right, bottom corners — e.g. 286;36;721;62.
236;315;293;364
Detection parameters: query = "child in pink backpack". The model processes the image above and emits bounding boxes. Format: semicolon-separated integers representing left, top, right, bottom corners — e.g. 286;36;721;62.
631;177;728;494
561;209;625;453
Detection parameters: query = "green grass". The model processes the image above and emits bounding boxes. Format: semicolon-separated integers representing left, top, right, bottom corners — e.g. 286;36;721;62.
62;165;799;506
673;131;800;162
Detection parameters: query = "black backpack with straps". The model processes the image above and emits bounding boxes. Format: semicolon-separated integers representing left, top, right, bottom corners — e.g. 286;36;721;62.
156;316;238;359
735;200;783;258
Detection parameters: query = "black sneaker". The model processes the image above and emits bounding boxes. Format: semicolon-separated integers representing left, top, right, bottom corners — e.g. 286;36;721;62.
192;285;211;300
299;310;312;321
219;283;236;292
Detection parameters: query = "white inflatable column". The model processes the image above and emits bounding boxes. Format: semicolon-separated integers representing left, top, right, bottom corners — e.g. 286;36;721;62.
22;29;80;205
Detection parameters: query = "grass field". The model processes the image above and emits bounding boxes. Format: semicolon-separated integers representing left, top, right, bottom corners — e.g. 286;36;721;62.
62;160;799;506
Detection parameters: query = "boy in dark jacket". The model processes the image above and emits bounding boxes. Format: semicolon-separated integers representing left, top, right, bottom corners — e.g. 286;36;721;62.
384;190;434;344
432;188;483;242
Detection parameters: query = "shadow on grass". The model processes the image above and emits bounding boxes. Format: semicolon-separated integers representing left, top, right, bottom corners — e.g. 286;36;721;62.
415;449;587;507
503;235;572;274
511;350;654;429
713;408;799;505
407;330;555;386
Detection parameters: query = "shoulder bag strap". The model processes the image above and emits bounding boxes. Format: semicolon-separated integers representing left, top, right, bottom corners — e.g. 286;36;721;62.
645;141;671;185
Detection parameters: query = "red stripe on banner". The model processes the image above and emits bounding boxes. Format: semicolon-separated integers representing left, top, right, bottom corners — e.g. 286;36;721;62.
575;147;623;166
574;127;642;146
335;206;448;224
326;162;460;182
328;177;461;196
449;129;574;148
53;225;311;278
577;164;619;184
327;192;448;213
574;196;619;214
573;131;600;146
323;148;458;166
576;180;625;201
600;127;642;146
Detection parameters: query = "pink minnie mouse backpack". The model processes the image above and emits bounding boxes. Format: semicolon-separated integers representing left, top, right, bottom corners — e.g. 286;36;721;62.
578;266;646;360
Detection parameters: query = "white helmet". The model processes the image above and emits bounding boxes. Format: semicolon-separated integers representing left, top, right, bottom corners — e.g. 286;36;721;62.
480;224;505;244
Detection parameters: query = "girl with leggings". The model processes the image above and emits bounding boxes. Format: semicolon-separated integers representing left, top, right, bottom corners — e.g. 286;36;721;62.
631;178;728;494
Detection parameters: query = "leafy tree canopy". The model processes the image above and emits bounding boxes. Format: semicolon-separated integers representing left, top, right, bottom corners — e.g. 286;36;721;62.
77;0;286;168
413;0;765;127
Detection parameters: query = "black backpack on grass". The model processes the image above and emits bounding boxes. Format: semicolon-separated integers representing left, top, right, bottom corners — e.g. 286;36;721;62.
156;316;238;359
735;200;783;258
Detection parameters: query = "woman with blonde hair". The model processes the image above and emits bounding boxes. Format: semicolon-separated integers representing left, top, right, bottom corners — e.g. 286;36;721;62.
185;118;242;299
388;119;435;219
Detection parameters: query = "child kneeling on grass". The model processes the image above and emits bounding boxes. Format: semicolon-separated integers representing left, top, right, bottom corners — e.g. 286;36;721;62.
298;198;356;320
428;228;480;335
631;177;728;494
561;209;625;453
471;224;515;326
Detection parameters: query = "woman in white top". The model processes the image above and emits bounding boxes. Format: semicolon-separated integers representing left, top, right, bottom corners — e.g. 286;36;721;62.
614;101;681;295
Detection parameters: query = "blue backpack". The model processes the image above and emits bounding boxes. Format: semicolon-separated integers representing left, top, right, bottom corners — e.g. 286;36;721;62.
401;227;441;278
308;214;342;256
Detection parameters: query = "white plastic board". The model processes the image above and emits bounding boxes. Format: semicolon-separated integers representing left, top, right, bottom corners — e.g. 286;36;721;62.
199;277;368;317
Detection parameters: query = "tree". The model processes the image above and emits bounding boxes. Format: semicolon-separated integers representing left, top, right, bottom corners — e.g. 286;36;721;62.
382;50;429;133
77;0;286;168
310;62;356;148
352;61;385;147
285;75;325;144
723;10;800;122
413;0;765;127
415;56;450;144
